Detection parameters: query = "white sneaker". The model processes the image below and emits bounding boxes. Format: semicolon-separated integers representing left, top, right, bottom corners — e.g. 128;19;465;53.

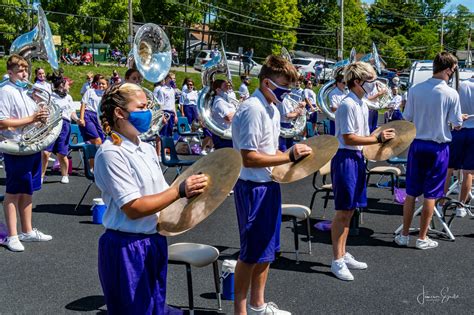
165;154;171;161
415;237;438;250
48;157;55;162
394;234;409;246
456;207;467;218
60;176;69;184
2;235;25;252
343;252;368;270
248;302;291;315
191;136;200;142
200;150;207;156
19;228;52;242
331;260;354;281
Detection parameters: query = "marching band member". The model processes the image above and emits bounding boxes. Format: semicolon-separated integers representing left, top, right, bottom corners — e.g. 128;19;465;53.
277;88;305;152
181;77;192;94
78;75;107;146
227;80;238;100
32;67;52;95
0;55;52;252
41;74;78;184
395;52;463;250
328;72;347;135
157;72;178;138
444;75;474;217
80;71;94;96
384;86;403;123
210;79;235;149
303;80;319;134
331;62;394;281
238;75;250;101
232;55;312;314
124;68;143;85
94;83;207;314
366;80;386;133
179;79;199;125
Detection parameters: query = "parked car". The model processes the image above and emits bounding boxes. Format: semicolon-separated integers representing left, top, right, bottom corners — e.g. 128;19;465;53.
193;50;212;72
292;58;335;83
0;46;5;58
193;50;262;77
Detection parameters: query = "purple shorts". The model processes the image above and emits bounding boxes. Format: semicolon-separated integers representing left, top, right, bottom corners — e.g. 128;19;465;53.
160;111;175;137
368;109;378;133
183;105;198;125
234;179;281;264
329;120;335;136
211;133;233;149
279;122;295;151
98;229;172;315
203;127;212;138
448;128;474;171
406;139;449;199
79;110;105;142
308;111;318;124
331;149;367;210
4;152;42;195
45;119;71;156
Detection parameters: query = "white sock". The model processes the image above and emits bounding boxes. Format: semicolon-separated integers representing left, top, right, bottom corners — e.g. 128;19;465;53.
249;304;266;311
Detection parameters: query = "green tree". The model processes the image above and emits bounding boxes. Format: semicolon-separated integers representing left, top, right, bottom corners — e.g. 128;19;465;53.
444;5;472;52
379;37;407;68
0;1;34;51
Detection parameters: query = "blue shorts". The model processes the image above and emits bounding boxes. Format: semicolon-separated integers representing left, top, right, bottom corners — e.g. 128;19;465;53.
406;139;449;199
79;110;105;142
45;119;71;156
159;111;175;137
211;133;233;149
278;122;295;151
448;128;474;171
4;152;42;195
331;149;367;210
234;179;281;264
98;229;172;315
183;105;198;125
308;111;318;124
329;120;335;136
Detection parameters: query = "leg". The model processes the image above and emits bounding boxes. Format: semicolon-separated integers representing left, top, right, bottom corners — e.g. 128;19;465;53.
18;193;33;234
331;210;354;260
443;168;454;197
401;195;416;236
419;198;436;239
460;171;473;203
57;153;69;177
88;138;102;169
3;193;20;237
41;151;51;178
249;262;270;308
234;259;255;314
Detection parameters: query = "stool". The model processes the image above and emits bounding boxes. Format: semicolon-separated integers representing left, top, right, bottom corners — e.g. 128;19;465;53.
281;204;312;264
168;243;222;314
366;166;402;195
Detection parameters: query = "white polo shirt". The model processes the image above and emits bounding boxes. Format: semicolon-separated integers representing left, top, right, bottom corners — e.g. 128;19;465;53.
328;87;347;110
153;85;162;102
180;90;198;106
0;81;38;141
404;78;462;143
33;81;52;95
80;81;91;96
212;95;234;130
238;83;250;100
94;134;169;234
157;85;176;112
52;93;75;121
81;88;103;113
304;88;317;106
459;78;474;129
335;91;369;151
232;88;280;182
388;95;402;110
277;97;295;124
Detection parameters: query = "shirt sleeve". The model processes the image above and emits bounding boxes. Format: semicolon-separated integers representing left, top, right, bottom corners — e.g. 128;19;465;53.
448;93;463;127
215;99;233;118
0;89;12;120
329;93;338;109
403;90;414;121
94;150;142;208
179;93;184;106
81;89;89;105
237;107;262;151
337;103;357;135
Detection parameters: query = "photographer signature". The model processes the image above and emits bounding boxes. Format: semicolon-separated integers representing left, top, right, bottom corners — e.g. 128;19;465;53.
417;286;459;305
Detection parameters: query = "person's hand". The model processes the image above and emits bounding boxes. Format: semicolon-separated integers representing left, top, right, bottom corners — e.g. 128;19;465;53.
174;115;178;124
380;128;395;142
290;143;312;161
462;114;469;121
33;108;49;123
78;119;86;127
182;174;208;198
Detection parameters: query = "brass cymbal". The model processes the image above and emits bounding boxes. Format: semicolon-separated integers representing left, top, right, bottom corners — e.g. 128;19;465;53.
157;148;242;236
363;120;416;161
272;135;339;183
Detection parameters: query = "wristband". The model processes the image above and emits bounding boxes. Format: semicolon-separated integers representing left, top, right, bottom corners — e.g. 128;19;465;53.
289;147;297;162
179;181;187;198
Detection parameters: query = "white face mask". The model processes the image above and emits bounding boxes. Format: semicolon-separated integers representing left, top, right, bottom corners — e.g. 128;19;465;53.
362;80;377;95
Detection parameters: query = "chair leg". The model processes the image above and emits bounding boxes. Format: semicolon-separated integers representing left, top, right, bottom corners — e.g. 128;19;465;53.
390;174;395;195
309;191;318;212
75;182;93;211
366;173;371;187
323;191;330;218
212;261;222;311
306;216;312;255
185;263;194;314
162;166;169;174
292;217;299;264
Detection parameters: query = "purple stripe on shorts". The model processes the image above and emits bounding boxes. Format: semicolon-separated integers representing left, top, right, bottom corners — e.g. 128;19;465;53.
98;229;169;315
406;139;449;199
45;119;71;156
3;152;42;195
448;128;474;171
331;149;367;210
234;179;282;264
79;110;105;142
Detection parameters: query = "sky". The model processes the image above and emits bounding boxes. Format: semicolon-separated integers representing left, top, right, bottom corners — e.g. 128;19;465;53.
362;0;474;12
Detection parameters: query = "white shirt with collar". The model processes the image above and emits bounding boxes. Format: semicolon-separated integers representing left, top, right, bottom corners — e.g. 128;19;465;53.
304;88;317;105
459;78;474;129
153;85;163;103
81;88;103;113
157;85;176;112
180;90;198;106
388;95;402;110
52;93;75;121
94;134;169;234
33;81;52;95
404;78;462;143
238;83;250;100
80;81;91;96
328;87;347;110
232;88;280;182
212;95;235;130
277;97;295;124
335;91;369;151
0;81;38;141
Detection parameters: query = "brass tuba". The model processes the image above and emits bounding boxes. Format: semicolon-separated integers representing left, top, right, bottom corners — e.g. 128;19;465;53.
126;23;172;140
0;5;63;155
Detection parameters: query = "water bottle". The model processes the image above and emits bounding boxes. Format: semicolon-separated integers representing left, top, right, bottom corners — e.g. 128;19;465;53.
221;259;237;300
91;198;107;225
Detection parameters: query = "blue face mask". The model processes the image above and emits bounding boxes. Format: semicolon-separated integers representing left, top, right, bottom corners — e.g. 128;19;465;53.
128;109;152;133
169;80;176;89
267;79;291;103
15;80;28;89
95;90;104;97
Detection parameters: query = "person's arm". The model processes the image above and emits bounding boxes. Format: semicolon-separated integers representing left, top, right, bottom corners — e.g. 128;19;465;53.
240;143;311;168
79;103;86;126
448;94;464;131
0;111;48;130
224;111;235;123
342;131;393;146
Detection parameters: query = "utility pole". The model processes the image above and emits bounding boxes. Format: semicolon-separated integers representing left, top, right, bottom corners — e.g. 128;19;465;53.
338;0;344;60
440;15;444;51
467;22;472;67
128;0;133;50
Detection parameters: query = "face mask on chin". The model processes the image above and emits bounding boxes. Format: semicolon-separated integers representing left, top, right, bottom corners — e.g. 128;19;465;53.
14;80;28;89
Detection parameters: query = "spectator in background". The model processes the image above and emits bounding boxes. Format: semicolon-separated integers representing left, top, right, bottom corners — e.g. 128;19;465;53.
171;46;179;66
61;48;73;65
81;48;92;65
242;48;254;76
238;75;250;101
314;62;324;85
109;70;122;86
